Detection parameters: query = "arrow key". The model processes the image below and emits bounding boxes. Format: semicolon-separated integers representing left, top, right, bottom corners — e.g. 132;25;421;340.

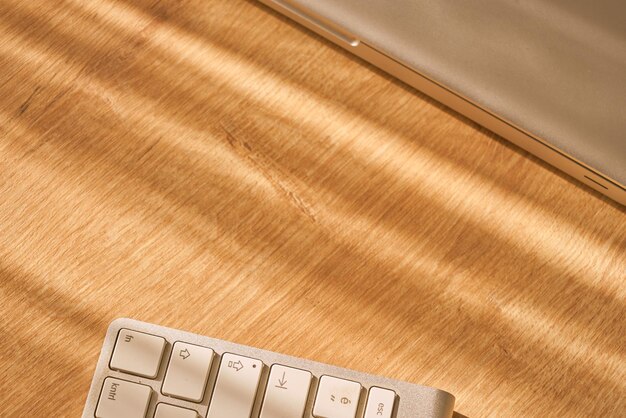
162;342;214;402
260;365;312;418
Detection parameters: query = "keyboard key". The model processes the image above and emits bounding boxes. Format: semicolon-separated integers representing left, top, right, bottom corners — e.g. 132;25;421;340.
110;329;165;378
85;320;457;418
313;375;361;418
162;342;214;402
154;403;198;418
260;364;312;418
207;353;264;418
364;387;396;418
95;377;151;418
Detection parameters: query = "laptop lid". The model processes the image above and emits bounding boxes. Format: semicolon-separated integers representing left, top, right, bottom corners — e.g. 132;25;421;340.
259;0;626;205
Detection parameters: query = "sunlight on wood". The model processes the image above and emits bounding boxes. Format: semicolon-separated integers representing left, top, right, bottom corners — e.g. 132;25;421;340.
1;1;624;417
1;3;622;285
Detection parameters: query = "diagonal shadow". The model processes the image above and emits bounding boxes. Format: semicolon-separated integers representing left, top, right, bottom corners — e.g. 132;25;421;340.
2;0;624;359
2;0;624;346
131;0;626;217
3;85;624;417
1;1;625;416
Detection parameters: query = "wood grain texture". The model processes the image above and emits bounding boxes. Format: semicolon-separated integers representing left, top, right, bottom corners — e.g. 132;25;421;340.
0;1;624;416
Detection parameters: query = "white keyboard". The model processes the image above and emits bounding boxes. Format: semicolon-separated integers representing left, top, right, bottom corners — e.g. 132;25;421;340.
82;318;455;418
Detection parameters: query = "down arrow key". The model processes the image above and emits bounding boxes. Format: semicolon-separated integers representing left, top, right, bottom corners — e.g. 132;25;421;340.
276;371;288;389
260;365;312;418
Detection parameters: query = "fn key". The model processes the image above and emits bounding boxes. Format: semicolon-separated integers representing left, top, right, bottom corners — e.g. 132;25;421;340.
110;329;165;378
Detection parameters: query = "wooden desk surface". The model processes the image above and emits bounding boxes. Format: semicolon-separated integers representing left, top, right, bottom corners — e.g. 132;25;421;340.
0;1;624;416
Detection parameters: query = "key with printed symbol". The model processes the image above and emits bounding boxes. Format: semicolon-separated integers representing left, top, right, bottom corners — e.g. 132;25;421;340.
162;342;214;402
95;377;151;418
206;353;264;418
364;387;396;418
313;375;362;418
110;329;165;378
83;319;456;418
260;364;312;418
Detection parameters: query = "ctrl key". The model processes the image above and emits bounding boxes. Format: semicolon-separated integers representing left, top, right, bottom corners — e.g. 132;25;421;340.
96;377;151;418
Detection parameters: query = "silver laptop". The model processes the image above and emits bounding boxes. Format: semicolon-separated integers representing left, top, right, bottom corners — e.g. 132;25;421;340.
257;0;626;206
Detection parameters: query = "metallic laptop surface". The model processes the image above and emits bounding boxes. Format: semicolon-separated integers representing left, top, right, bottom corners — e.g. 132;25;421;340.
257;0;626;205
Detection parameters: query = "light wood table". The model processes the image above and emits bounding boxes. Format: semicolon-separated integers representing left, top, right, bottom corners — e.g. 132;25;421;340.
1;1;624;417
